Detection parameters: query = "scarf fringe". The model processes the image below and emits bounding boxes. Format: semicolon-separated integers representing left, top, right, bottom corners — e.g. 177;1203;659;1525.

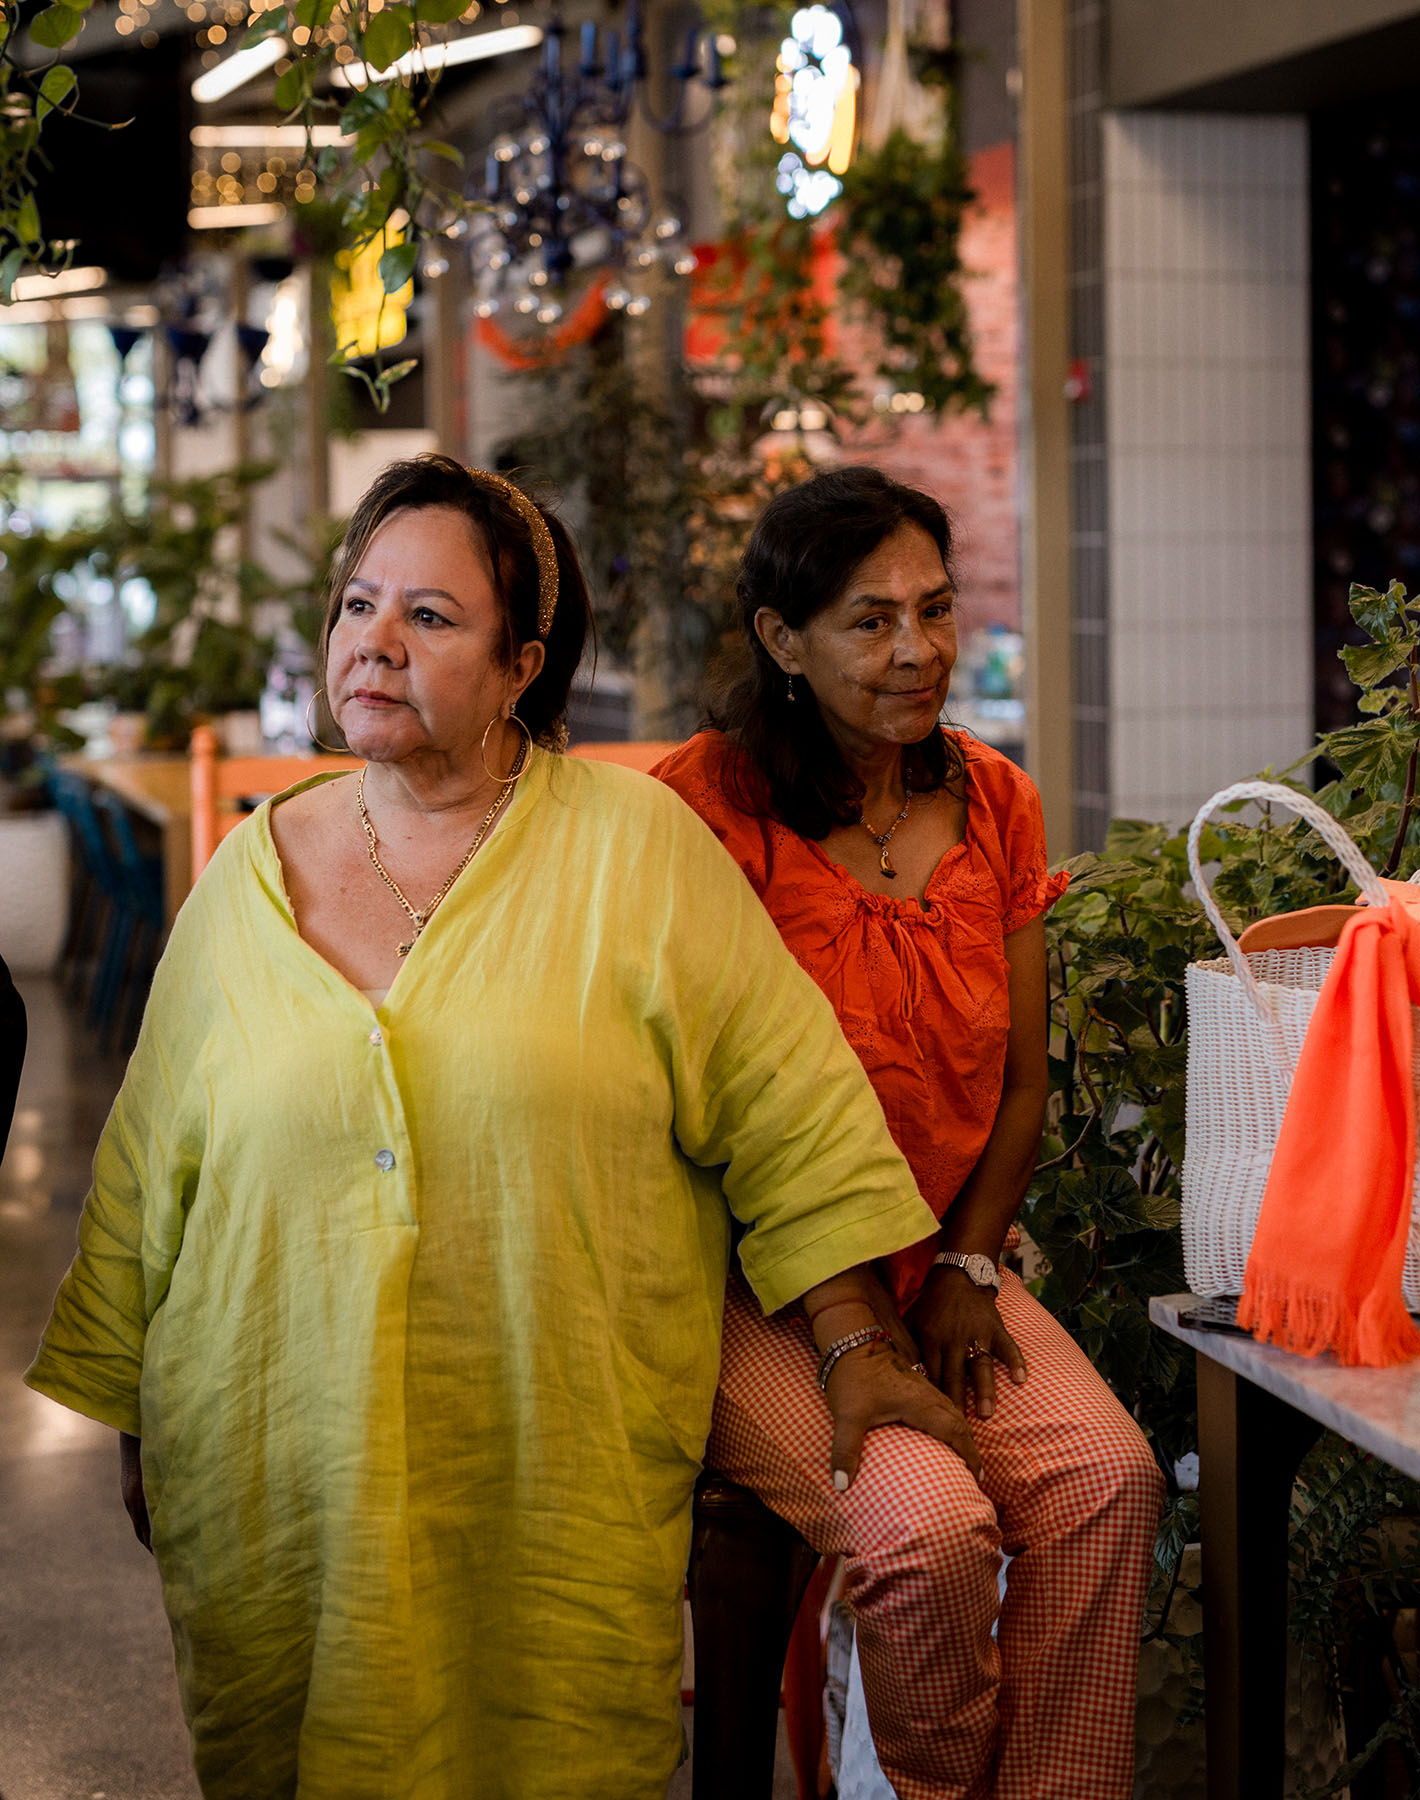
1239;1271;1420;1367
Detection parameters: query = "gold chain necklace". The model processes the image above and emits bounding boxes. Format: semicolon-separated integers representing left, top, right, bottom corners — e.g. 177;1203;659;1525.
356;742;527;956
861;786;912;879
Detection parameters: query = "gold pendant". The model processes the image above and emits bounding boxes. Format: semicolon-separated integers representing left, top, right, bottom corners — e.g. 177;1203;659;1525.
397;941;413;957
879;846;896;879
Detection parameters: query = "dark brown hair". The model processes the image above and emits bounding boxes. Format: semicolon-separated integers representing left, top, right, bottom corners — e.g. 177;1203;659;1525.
708;465;965;838
316;454;591;748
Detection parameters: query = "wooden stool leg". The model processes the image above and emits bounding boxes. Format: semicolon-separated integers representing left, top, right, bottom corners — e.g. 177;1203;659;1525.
688;1473;821;1800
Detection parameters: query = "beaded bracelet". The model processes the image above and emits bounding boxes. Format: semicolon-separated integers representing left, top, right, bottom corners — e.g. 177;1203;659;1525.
816;1326;891;1393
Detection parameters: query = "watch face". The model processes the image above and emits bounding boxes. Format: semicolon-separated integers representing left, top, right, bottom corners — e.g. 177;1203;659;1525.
964;1255;1000;1289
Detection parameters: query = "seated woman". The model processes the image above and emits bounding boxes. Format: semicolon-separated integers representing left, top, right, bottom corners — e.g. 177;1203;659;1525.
657;465;1163;1800
24;456;977;1800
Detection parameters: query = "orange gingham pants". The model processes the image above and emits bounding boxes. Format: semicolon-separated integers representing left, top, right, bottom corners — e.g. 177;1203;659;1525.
708;1268;1165;1800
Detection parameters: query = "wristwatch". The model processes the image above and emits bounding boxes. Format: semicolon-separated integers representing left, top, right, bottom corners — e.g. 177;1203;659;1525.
932;1251;1001;1291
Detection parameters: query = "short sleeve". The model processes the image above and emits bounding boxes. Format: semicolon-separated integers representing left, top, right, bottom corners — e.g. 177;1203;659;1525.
974;747;1069;935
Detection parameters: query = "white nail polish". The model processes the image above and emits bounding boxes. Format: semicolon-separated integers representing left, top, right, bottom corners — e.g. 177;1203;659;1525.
833;1468;850;1492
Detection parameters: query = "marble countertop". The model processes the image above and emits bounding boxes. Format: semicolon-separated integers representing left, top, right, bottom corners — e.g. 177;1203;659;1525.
1151;1294;1420;1480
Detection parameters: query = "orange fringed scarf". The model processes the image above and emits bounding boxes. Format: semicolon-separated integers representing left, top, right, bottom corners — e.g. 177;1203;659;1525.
1238;880;1420;1367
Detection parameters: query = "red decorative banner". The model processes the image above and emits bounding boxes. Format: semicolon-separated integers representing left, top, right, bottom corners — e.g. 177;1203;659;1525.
476;275;610;370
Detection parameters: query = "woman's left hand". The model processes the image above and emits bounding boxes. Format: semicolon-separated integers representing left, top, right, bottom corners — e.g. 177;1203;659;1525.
907;1269;1027;1419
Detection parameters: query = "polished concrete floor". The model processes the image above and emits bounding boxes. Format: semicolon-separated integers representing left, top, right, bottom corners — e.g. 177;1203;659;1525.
0;978;795;1800
1;978;198;1799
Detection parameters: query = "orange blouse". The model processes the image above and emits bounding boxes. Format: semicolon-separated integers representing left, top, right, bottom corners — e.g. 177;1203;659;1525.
656;729;1068;1309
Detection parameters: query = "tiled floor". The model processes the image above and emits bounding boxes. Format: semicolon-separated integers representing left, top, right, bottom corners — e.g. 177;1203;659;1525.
0;978;798;1799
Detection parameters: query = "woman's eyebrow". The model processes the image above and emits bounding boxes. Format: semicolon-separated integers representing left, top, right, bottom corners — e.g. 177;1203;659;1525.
842;580;955;607
344;578;463;607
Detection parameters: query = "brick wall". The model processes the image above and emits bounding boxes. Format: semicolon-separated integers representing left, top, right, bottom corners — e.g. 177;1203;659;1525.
836;140;1021;632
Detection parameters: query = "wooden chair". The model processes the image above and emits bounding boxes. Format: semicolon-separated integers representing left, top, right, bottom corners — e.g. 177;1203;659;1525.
688;1473;826;1800
189;723;360;879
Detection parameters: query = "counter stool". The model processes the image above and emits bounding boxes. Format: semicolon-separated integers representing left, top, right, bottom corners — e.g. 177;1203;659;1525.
687;1470;823;1799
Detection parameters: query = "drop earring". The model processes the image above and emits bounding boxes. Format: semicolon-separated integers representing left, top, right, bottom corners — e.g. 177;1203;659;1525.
786;674;796;704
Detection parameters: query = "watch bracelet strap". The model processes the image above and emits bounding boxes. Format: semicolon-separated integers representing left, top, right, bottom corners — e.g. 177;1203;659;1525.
932;1251;1001;1284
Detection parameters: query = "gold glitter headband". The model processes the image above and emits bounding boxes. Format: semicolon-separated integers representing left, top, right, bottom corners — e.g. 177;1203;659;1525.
465;467;559;639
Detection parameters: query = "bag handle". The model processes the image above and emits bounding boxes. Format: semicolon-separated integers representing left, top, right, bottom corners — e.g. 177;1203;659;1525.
1186;781;1390;1031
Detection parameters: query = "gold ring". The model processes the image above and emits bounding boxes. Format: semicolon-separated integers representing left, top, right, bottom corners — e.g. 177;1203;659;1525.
966;1341;991;1362
910;1361;927;1376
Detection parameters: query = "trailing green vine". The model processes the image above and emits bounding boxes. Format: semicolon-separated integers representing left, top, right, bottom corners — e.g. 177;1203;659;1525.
0;0;86;297
1;0;477;401
837;125;995;418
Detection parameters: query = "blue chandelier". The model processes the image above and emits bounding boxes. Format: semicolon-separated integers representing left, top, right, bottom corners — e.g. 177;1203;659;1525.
467;4;727;323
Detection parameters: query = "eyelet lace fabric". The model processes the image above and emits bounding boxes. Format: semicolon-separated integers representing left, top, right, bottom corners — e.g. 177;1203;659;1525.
656;729;1069;1309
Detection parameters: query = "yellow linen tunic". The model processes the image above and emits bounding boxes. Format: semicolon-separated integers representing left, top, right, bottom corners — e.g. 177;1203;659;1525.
26;752;936;1800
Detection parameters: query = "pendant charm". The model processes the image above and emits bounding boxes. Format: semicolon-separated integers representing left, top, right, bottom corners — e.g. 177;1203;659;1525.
879;846;896;879
397;941;413;957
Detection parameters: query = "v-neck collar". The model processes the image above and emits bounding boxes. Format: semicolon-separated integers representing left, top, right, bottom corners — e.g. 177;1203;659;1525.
252;750;549;1009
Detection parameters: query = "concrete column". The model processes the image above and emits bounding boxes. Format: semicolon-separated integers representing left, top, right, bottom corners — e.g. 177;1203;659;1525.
1017;0;1076;858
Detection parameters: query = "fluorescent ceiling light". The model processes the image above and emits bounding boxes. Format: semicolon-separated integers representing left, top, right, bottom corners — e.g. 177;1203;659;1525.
192;37;288;104
191;124;354;148
332;23;541;87
0;294;112;325
10;265;107;301
188;202;287;229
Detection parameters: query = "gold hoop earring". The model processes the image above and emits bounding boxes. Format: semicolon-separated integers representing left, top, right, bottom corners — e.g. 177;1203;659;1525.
481;711;533;786
305;688;345;752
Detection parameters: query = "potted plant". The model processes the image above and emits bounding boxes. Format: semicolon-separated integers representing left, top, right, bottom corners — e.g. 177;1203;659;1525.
1025;581;1420;1791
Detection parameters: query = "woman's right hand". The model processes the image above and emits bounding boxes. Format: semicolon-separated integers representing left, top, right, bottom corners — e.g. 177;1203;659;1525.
119;1431;152;1552
824;1340;982;1491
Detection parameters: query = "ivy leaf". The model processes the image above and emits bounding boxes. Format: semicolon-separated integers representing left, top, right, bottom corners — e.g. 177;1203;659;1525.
1103;818;1169;861
1350;581;1404;641
377;238;418;293
36;64;76;123
420;138;462;165
1340;640;1409;687
242;6;288;42
28;2;85;45
0;248;28;301
274;65;306;113
339;86;390;132
15;193;41;248
293;0;337;28
362;6;414;71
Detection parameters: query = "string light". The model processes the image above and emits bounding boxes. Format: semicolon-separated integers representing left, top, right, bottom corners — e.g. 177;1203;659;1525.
770;4;857;218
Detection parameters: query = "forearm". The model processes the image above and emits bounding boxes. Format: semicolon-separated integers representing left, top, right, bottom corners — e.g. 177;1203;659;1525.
936;1082;1048;1263
800;1266;881;1352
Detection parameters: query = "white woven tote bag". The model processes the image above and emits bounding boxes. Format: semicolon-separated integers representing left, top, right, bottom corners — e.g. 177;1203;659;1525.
1181;780;1420;1304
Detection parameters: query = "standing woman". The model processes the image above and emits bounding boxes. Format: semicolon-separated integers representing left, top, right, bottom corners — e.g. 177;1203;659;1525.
657;465;1163;1800
25;456;978;1800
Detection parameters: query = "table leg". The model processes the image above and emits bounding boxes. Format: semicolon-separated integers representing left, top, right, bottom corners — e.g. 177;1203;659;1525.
1196;1352;1322;1800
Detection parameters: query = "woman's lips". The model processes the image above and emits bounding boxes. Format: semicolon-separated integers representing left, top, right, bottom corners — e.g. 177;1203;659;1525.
351;690;400;706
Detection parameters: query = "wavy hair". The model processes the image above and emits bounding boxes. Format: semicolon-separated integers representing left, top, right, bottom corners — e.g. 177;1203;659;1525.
315;454;591;749
708;465;965;838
